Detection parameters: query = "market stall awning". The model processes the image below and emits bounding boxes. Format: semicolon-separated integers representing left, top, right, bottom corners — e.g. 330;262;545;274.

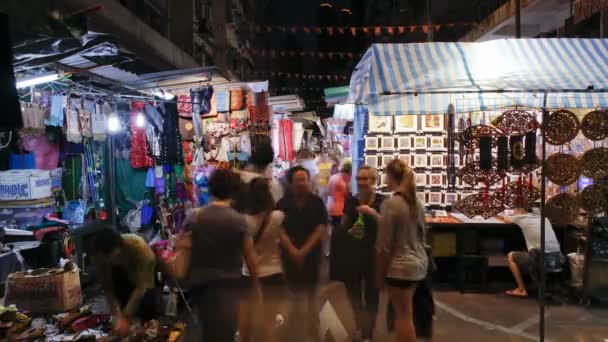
347;39;608;115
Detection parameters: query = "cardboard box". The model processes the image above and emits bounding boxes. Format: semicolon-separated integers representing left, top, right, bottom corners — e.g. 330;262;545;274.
5;268;82;313
0;170;52;201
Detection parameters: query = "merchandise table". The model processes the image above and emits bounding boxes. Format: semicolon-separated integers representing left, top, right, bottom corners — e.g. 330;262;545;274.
426;215;571;292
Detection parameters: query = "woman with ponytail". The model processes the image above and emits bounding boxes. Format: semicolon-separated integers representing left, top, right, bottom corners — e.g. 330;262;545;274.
360;158;428;342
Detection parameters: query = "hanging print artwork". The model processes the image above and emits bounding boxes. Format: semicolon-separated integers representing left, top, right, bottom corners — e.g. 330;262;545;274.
422;114;444;132
394;115;418;132
368;113;393;133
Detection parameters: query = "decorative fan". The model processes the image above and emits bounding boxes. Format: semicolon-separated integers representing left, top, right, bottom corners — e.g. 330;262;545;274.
546;153;581;186
577;184;608;215
496;181;541;209
580;110;608;141
492;110;540;135
579;147;608;179
457;125;504;151
457;159;507;186
545;109;580;145
453;193;504;219
545;193;579;225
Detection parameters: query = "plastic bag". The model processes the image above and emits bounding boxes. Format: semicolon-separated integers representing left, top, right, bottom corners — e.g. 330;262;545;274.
62;200;87;224
568;252;585;288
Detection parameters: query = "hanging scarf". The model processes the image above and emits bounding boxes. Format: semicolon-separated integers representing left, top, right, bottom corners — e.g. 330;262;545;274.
66;99;82;143
130;101;153;168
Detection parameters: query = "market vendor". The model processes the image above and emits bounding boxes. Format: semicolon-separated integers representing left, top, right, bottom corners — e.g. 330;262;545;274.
502;209;563;298
86;224;159;336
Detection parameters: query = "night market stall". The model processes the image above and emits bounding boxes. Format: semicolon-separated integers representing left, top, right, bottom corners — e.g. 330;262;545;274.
346;38;608;336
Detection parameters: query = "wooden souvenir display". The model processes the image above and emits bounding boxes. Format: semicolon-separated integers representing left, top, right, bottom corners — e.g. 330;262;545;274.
580;110;608;141
491;109;540;135
457;159;506;186
496;181;541;209
577;184;608;215
545;193;579;225
546;153;581;186
579;147;608;179
458;125;503;151
545;109;580;145
453;193;504;219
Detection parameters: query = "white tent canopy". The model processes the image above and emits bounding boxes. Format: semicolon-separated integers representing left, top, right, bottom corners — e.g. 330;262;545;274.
347;39;608;115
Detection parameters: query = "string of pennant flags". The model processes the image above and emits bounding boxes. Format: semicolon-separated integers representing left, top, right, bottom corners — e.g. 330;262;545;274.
249;49;364;59
253;71;349;81
254;22;475;35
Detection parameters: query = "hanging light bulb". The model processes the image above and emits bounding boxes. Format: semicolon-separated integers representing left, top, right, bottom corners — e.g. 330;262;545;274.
136;112;145;128
107;113;121;133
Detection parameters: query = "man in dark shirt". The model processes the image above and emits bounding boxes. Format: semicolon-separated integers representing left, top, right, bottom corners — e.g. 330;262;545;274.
278;166;328;342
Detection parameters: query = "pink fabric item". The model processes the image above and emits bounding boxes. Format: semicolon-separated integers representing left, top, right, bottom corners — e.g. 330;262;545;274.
277;119;294;161
71;313;111;332
130;101;153;169
327;174;347;216
21;136;60;170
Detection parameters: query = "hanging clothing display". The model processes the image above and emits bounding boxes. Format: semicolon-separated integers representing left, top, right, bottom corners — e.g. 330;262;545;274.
130;101;153;168
19;102;46;136
230;88;244;111
21;135;59;170
215;89;230;113
47;95;65;127
177;95;192;116
92;102;106;141
78;101;93;138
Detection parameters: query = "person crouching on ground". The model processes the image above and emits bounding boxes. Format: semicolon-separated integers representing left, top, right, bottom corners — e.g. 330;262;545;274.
503;207;563;298
86;223;160;337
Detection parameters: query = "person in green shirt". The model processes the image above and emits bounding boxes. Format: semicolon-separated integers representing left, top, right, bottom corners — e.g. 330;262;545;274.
87;224;159;336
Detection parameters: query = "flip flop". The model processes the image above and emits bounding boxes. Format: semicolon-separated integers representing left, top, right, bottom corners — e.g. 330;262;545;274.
505;289;527;298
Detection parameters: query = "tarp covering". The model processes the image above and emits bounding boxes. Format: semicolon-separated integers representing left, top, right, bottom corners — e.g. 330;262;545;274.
347;39;608;115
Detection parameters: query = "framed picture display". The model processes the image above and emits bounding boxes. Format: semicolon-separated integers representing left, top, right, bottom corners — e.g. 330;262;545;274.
365;137;378;150
453;154;460;167
429;136;445;150
414;154;427;168
416;192;427;203
397;136;411;149
429;173;444;186
364;154;378;168
430;155;444;168
376;172;382;187
429;192;443;205
394;115;418;133
368;113;393;133
379;136;395;151
381;154;395;168
415;173;427;187
398;154;412;167
414;136;427;149
421;114;444;132
445;192;458;205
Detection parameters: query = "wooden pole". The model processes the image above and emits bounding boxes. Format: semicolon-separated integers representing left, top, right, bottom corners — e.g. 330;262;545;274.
515;0;522;38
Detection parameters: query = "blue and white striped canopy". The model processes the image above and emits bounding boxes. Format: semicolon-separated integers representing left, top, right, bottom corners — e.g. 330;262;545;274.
347;39;608;115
